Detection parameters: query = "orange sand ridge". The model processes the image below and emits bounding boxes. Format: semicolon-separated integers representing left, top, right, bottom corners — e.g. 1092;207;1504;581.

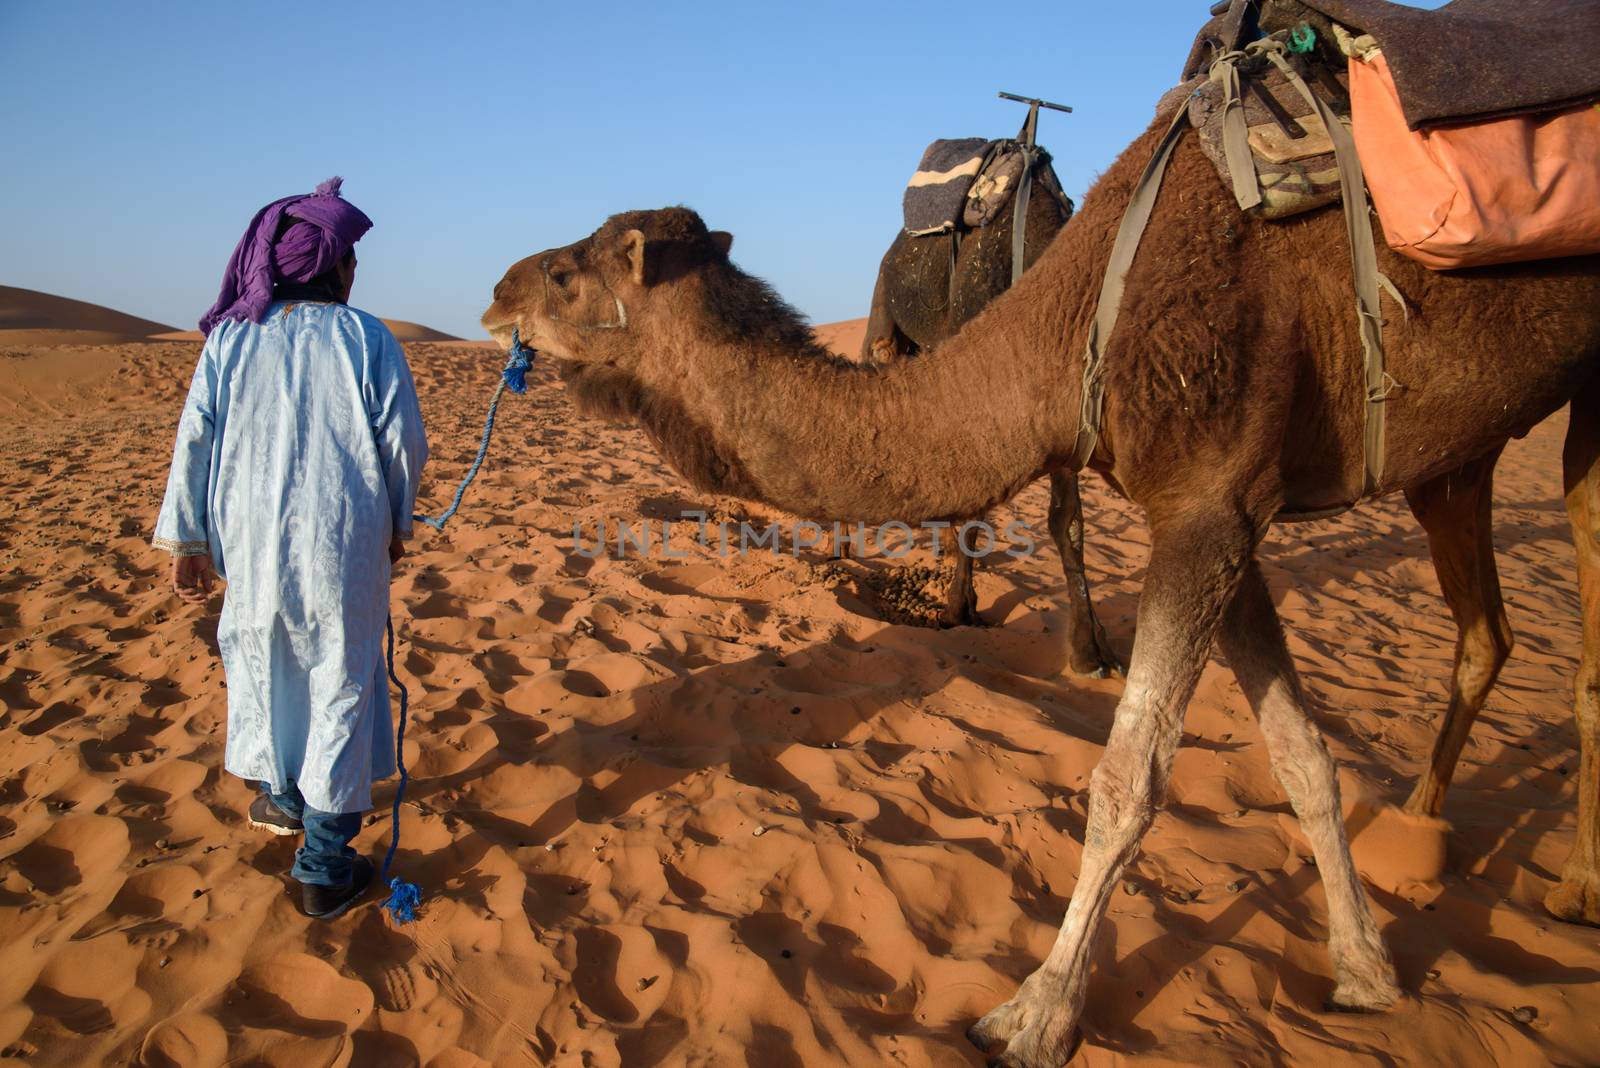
0;333;1595;1065
812;317;867;359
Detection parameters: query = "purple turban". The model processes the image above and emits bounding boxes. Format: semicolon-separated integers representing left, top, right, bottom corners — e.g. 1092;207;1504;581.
198;177;373;334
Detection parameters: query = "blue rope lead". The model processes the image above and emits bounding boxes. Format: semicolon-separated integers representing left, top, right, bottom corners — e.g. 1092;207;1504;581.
379;331;535;923
413;331;534;532
380;615;420;923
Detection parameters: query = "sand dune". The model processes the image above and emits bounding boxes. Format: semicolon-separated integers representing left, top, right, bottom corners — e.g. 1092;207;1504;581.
813;316;867;359
150;319;464;345
0;286;175;343
0;334;1595;1065
0;287;462;347
382;319;463;343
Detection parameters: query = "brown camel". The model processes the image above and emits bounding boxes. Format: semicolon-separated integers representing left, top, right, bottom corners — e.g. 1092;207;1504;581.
862;164;1121;676
483;100;1600;1064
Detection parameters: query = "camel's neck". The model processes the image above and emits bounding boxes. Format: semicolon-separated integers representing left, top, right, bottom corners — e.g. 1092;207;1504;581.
630;280;1080;525
617;112;1166;524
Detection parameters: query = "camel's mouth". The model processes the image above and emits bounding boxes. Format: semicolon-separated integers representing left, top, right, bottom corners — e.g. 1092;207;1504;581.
485;323;519;351
486;323;547;363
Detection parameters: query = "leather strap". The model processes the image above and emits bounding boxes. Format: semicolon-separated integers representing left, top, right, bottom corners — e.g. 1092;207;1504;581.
1011;145;1039;285
1210;52;1265;211
948;229;962;311
1260;43;1388;496
1069;94;1196;471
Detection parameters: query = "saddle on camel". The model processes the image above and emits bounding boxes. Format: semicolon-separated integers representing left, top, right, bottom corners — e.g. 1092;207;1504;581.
1075;0;1600;512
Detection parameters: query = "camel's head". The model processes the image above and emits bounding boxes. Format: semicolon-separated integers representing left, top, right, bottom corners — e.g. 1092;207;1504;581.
480;207;734;371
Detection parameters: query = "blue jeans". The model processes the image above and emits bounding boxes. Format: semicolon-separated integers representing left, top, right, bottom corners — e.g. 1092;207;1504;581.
260;781;364;887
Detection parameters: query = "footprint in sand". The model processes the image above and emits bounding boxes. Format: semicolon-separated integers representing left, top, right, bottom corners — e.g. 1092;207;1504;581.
105;864;207;929
28;934;148;1035
18;700;80;737
13;813;128;894
138;1011;228;1068
371;961;435;1013
230;952;375;1035
343;923;438;1014
569;925;674;1025
132;759;209;802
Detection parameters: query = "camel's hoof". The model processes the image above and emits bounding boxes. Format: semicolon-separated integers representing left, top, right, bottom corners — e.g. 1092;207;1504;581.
967;1001;1025;1052
1545;878;1600;926
984;1022;1083;1068
1328;971;1400;1013
1067;658;1109;679
1066;641;1124;680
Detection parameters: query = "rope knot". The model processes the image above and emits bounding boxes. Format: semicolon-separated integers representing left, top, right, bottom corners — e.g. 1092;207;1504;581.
503;329;535;395
383;877;422;924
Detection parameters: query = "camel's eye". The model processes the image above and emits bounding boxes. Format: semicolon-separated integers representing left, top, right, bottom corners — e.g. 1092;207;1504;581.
545;264;574;294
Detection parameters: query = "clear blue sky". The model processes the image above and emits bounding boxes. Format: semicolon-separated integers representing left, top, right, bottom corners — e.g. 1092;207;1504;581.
0;1;1432;338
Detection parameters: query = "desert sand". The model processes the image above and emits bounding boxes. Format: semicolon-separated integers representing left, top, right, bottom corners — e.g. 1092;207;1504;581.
0;324;1596;1067
812;318;867;361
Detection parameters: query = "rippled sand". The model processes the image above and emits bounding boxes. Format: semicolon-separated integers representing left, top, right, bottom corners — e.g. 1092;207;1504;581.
0;337;1594;1066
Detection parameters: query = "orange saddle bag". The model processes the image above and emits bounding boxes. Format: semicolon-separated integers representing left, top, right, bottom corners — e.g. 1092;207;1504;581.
1349;49;1600;270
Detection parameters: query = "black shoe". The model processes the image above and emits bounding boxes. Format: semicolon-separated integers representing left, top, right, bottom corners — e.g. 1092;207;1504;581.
301;856;376;920
248;793;304;836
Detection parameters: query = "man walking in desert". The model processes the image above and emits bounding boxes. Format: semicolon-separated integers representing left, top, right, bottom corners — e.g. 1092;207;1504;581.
153;177;428;919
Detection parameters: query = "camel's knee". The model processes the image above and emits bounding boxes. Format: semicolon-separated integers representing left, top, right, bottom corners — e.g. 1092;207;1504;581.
1575;659;1600;739
1085;756;1160;855
1259;715;1341;819
1458;613;1514;689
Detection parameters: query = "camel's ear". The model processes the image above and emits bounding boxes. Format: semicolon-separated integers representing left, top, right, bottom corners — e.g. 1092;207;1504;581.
622;229;648;286
708;231;733;259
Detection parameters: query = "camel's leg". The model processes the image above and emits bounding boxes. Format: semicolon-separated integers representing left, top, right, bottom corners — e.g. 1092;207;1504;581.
861;271;912;364
969;512;1255;1068
1219;560;1400;1008
1548;381;1600;925
1047;470;1124;678
828;528;855;560
942;523;981;627
1401;447;1513;817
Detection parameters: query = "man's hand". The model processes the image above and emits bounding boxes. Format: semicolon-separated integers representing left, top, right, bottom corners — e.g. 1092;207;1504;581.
389;536;406;565
171;554;214;605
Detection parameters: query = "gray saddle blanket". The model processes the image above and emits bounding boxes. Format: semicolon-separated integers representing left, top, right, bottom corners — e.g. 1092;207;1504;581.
902;138;1069;236
902;139;990;236
1185;0;1600;129
1301;0;1600;128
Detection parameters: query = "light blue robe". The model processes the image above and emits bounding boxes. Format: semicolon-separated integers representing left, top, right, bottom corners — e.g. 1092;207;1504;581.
154;301;429;814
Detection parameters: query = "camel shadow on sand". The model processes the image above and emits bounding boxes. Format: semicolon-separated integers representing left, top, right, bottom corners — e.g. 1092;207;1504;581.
368;476;1588;1062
